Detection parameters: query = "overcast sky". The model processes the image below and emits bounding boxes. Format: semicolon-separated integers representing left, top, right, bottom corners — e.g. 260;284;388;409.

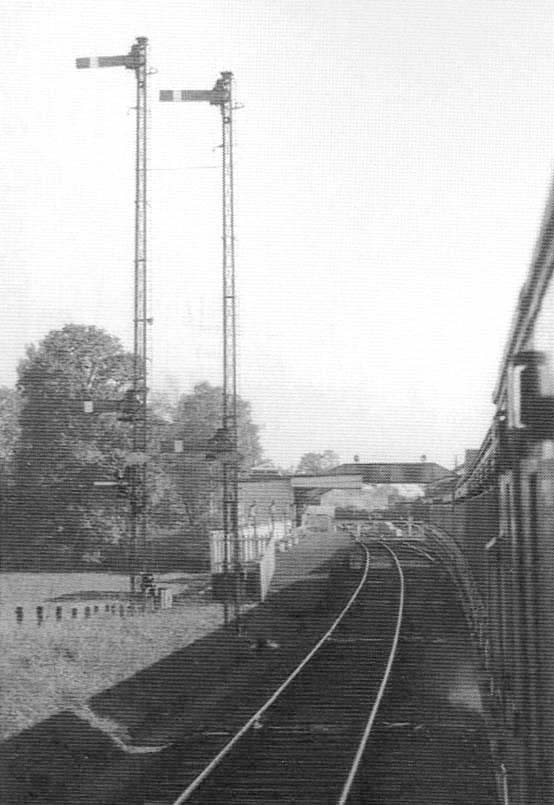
2;1;554;469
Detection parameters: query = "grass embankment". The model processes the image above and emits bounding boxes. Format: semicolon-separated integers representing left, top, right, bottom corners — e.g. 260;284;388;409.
1;529;358;805
1;529;355;747
0;572;132;610
1;592;224;741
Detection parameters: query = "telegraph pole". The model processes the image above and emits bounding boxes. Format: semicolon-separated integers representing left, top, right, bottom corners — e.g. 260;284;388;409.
76;37;150;592
160;74;242;631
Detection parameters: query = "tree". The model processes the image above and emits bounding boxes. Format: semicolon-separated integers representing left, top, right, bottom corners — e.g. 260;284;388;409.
14;324;134;567
296;450;340;475
141;383;265;570
0;387;21;468
173;382;263;471
10;329;265;572
149;383;263;566
0;387;22;565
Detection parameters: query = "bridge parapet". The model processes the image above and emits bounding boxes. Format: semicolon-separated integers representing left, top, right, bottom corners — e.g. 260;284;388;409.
327;462;454;484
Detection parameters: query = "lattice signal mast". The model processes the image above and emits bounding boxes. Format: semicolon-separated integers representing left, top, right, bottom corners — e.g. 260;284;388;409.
160;74;241;629
76;38;149;591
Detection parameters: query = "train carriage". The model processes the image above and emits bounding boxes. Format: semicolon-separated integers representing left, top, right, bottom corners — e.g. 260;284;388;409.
422;181;554;804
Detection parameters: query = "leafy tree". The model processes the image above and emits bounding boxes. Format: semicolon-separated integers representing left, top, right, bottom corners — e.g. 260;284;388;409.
150;383;263;566
9;329;265;572
174;382;263;471
14;324;134;567
0;387;22;565
0;387;21;469
296;450;340;474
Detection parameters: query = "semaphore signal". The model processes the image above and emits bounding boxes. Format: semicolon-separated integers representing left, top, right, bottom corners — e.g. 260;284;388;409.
75;37;150;593
160;73;241;631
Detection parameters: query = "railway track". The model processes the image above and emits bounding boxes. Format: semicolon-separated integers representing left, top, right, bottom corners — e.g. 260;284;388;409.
357;536;498;805
137;541;405;805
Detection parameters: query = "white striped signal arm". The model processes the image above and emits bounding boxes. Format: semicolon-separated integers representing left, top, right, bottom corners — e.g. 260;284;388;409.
159;88;229;104
75;55;130;69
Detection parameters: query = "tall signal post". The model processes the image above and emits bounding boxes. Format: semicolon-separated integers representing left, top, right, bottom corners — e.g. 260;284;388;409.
160;73;241;631
76;37;150;592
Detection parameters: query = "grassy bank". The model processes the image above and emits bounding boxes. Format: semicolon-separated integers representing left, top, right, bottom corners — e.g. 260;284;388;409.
1;594;225;740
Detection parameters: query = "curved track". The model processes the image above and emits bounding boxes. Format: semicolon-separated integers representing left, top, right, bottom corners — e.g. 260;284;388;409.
146;540;405;805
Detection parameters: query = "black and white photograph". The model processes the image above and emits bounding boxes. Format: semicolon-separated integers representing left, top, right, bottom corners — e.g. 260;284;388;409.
1;2;553;803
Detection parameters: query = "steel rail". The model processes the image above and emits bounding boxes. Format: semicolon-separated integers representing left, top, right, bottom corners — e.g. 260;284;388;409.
395;538;436;565
337;540;405;805
170;541;371;805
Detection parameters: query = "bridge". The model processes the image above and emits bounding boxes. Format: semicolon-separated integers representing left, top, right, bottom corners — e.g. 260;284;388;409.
236;462;453;520
325;462;453;484
288;462;453;509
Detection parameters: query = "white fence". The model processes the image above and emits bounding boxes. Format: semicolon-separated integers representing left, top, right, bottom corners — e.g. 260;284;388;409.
259;536;276;600
209;518;299;602
209;519;293;574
